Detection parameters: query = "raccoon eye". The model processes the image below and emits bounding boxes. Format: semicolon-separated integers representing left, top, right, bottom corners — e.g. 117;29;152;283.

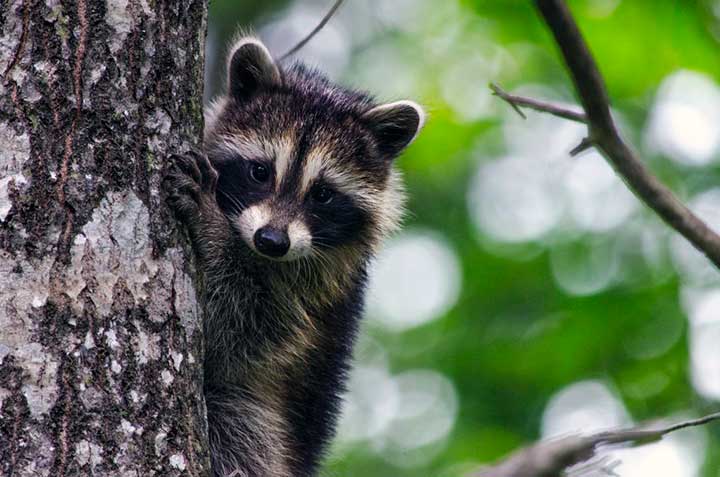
311;185;335;204
249;163;270;184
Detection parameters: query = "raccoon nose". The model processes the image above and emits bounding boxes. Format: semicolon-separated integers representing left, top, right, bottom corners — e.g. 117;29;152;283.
253;226;290;258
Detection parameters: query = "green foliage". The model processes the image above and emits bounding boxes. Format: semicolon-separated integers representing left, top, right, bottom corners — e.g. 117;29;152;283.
208;1;720;475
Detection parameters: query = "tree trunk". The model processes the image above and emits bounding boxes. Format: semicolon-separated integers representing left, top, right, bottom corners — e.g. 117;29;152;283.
0;1;209;475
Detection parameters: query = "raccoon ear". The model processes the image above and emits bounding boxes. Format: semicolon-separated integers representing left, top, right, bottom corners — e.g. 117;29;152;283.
362;100;425;159
227;37;281;101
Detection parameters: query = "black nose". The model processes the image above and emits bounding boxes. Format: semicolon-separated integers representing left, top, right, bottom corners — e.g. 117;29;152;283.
253;226;290;258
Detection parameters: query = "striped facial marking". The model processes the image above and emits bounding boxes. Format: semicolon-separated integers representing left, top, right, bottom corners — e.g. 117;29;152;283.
217;132;266;162
217;132;293;181
214;130;391;260
298;147;372;205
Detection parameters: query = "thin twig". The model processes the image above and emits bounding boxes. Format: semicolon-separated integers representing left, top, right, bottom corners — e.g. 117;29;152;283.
514;0;720;269
595;410;720;444
490;83;587;123
489;83;592;154
473;412;720;477
662;410;720;433
278;0;345;62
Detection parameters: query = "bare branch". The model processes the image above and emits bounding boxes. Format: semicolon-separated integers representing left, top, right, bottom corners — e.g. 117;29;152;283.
490;83;586;123
473;412;720;477
480;2;720;473
492;0;720;269
278;0;345;61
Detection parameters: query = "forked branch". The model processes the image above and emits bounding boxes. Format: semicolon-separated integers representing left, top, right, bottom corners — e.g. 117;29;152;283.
492;0;720;269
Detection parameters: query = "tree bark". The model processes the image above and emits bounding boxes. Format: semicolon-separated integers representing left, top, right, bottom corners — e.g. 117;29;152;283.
0;1;209;475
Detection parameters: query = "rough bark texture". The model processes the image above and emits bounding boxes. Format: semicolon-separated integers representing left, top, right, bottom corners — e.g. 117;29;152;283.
0;1;209;475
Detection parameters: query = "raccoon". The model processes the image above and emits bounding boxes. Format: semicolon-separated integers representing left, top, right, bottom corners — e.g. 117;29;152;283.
164;36;424;477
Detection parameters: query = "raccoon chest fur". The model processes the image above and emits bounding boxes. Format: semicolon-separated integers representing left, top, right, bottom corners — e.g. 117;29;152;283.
202;255;367;477
202;257;362;385
165;35;424;477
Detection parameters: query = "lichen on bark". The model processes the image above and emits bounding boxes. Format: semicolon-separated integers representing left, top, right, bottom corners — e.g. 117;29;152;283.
0;1;210;475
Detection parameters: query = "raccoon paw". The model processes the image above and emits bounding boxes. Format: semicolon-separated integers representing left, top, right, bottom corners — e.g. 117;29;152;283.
164;150;219;224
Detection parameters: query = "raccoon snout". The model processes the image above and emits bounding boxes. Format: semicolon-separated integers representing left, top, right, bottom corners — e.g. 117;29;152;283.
254;226;290;258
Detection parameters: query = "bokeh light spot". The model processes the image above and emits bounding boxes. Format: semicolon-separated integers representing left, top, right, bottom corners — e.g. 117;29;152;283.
549;238;619;296
376;370;459;468
367;230;461;331
468;155;565;243
542;380;630;438
337;365;399;443
683;286;720;399
563;150;637;232
670;189;720;285
690;323;720;400
612;426;706;477
645;70;720;166
682;286;720;326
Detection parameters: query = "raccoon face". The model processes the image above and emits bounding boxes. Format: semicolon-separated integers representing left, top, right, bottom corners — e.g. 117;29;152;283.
204;37;424;262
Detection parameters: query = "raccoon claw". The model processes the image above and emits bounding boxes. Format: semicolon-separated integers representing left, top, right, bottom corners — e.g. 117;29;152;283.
172;151;202;185
164;150;219;224
164;176;200;223
171;149;218;193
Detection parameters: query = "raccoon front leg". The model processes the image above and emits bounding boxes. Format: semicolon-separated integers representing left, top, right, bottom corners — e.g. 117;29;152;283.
164;150;232;262
165;153;264;477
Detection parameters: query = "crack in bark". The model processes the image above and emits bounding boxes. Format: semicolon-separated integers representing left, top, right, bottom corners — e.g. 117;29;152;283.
54;363;72;475
1;0;30;80
57;0;88;256
8;82;26;131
